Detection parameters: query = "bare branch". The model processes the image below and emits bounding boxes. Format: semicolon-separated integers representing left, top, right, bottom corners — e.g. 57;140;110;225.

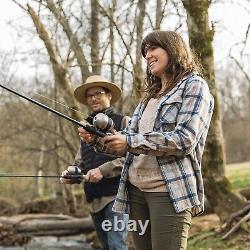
26;3;81;122
43;0;90;81
229;54;250;84
96;0;135;67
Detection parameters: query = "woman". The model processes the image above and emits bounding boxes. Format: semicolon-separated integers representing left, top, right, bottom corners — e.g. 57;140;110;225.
79;31;214;250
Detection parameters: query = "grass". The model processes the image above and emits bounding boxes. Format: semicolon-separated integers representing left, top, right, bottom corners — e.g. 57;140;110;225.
188;230;249;250
225;161;250;190
188;161;250;250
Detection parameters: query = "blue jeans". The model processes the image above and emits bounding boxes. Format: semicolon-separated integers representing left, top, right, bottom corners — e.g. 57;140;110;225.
91;200;128;250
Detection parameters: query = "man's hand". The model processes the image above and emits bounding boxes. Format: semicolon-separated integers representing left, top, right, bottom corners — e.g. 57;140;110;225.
60;166;83;184
60;169;73;184
85;168;103;183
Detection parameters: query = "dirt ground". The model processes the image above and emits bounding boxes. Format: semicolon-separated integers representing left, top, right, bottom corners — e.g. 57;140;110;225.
190;213;221;236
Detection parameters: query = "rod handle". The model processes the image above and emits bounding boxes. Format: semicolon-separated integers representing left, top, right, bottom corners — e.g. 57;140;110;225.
83;124;106;137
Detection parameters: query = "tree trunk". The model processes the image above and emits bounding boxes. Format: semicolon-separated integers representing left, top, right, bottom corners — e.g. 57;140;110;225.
155;0;167;30
131;0;147;109
182;0;246;222
38;144;45;197
109;0;116;82
53;82;63;198
91;0;101;74
155;0;162;29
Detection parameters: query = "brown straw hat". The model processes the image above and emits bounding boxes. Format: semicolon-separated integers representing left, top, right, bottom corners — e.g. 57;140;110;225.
74;75;122;105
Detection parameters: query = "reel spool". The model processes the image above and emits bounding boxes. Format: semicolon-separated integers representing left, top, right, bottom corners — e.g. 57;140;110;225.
93;113;114;133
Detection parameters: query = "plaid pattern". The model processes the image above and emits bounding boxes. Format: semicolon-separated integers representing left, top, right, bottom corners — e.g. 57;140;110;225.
113;73;214;216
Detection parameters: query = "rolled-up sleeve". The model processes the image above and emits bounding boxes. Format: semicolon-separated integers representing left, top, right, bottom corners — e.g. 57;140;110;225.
72;144;87;171
98;157;126;178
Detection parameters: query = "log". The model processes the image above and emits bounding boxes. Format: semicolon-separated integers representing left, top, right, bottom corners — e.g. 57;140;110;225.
16;217;94;234
0;213;94;246
0;213;75;224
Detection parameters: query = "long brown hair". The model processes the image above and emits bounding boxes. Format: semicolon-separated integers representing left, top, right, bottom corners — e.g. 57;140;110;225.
141;30;202;103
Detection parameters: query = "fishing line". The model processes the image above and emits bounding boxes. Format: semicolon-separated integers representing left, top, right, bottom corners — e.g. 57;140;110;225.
34;92;86;117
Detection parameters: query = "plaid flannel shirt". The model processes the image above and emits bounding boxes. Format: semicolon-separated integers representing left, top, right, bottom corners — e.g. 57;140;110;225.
112;73;214;216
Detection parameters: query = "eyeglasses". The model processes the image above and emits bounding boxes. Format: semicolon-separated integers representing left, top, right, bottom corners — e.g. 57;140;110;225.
86;90;106;100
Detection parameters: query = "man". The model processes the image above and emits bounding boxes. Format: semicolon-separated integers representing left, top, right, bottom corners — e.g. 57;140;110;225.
61;75;129;250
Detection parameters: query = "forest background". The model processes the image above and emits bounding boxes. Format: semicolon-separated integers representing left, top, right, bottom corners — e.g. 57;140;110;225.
0;1;249;244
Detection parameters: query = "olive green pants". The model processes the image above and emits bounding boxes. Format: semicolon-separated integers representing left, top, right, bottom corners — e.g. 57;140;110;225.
128;183;192;250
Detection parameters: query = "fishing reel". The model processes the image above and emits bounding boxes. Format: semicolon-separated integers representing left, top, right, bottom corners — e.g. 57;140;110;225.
92;113;114;133
61;166;84;184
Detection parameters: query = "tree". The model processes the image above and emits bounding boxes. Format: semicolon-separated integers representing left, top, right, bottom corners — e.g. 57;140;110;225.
131;0;147;109
90;0;101;74
182;0;247;222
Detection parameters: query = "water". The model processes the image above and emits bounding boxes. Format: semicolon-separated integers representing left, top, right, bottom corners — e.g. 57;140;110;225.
0;235;93;250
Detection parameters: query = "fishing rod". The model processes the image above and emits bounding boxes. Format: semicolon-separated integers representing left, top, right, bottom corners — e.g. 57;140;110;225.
0;83;106;137
0;166;86;181
0;174;83;179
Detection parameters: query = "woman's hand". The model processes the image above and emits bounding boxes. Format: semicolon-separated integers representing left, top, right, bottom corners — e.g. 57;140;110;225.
78;127;95;144
101;131;127;155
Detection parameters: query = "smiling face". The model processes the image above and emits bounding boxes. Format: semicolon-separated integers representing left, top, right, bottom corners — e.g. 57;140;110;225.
141;31;201;102
86;87;112;112
145;46;169;79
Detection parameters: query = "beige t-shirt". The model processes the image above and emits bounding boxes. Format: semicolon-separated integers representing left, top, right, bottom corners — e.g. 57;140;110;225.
128;98;168;192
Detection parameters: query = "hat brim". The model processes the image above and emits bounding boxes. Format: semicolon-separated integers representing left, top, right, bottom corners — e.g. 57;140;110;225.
74;81;122;105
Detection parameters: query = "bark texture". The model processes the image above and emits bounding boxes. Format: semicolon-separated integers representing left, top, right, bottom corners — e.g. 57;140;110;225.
182;0;246;222
131;0;147;109
91;0;101;74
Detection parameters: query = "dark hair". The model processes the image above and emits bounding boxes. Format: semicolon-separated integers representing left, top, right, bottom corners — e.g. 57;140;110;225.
141;30;202;103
